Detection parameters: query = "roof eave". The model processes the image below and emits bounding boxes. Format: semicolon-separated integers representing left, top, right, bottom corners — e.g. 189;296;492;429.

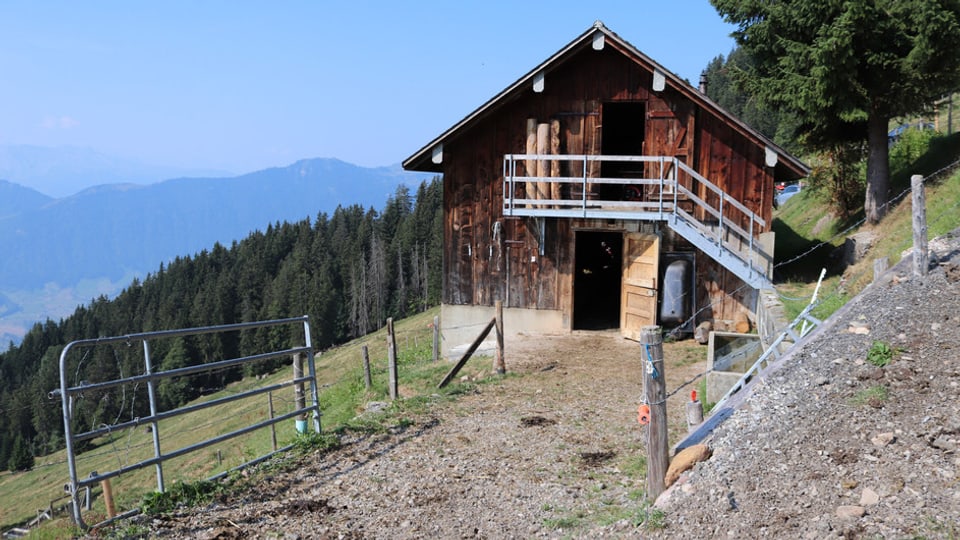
403;21;810;179
403;23;602;172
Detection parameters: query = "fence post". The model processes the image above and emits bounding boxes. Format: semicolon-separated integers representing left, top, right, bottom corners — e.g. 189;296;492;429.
362;345;372;390
387;318;398;400
685;390;704;433
100;477;116;518
432;315;440;362
912;174;928;277
640;326;668;500
494;300;505;374
293;352;307;433
268;391;278;450
873;257;889;284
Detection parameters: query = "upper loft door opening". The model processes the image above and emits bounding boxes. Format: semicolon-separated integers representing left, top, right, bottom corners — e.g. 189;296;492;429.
601;102;647;188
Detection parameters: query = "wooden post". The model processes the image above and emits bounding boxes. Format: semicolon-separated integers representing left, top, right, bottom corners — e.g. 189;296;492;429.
493;300;505;374
100;478;116;518
873;257;889;283
432;316;440;362
293;353;306;433
387;318;398;400
694;321;713;345
525;118;537;205
912;174;928;277
640;326;668;500
550;118;562;206
268;391;278;450
536;122;550;203
438;317;496;388
362;345;372;390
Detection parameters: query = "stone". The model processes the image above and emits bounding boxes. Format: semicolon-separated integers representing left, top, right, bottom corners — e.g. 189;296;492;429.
836;505;865;519
665;444;713;487
871;432;896;446
844;231;876;266
856;366;884;380
860;488;880;506
848;323;871;335
364;401;390;413
932;436;958;452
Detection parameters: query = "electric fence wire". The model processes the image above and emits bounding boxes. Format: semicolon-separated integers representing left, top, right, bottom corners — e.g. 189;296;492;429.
39;161;960;479
774;157;960;273
657;162;960;400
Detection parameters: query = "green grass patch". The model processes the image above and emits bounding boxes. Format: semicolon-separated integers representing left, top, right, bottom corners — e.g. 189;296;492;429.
543;513;584;531
8;309;449;534
773;132;960;326
850;385;890;408
697;378;717;415
140;479;224;515
618;454;647;479
866;340;893;367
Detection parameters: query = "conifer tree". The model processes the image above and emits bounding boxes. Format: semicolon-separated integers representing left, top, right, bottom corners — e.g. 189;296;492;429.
711;0;960;223
9;434;33;472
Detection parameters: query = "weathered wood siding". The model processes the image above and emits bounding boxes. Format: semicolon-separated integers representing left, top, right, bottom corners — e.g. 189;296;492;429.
442;43;775;325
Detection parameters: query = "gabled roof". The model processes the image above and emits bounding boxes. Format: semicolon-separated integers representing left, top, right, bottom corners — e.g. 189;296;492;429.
402;21;809;179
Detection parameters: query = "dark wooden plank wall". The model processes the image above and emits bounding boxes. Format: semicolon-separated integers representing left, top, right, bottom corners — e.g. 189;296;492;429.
442;44;774;326
696;113;775;231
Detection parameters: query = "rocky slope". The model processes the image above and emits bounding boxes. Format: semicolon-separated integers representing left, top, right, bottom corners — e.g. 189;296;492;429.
653;230;960;539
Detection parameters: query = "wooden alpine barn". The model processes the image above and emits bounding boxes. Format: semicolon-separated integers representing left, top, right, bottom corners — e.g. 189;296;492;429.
403;21;809;354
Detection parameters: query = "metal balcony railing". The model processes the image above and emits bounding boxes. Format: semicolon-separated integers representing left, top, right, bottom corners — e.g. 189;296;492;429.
501;154;774;289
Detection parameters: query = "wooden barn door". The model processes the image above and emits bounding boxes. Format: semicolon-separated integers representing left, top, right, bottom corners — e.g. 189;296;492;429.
620;232;660;341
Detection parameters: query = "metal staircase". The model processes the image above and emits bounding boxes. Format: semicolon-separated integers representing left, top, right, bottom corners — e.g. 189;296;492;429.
502;154;774;289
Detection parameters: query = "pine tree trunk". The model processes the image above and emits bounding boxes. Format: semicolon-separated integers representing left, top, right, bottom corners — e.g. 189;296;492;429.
864;113;891;224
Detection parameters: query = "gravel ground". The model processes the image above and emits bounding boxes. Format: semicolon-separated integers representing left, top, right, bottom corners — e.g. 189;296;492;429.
651;231;960;539
139;230;960;539
139;331;696;539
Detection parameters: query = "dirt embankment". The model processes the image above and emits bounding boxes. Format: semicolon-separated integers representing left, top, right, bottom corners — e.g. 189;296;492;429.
651;232;960;539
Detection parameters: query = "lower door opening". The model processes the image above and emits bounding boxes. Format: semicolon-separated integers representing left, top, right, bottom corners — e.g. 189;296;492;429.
573;231;623;330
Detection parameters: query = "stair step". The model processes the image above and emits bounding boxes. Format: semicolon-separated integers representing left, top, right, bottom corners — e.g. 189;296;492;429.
667;215;772;289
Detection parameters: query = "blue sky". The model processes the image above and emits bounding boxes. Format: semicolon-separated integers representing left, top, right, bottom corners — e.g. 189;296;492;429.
0;1;737;176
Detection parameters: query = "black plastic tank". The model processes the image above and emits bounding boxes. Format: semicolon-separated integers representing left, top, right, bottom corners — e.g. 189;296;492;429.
660;258;692;326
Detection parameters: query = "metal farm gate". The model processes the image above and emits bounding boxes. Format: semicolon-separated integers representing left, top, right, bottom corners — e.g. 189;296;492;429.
55;316;321;530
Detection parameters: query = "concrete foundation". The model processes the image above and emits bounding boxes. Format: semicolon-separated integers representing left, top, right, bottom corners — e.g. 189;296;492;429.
705;331;763;404
440;303;564;359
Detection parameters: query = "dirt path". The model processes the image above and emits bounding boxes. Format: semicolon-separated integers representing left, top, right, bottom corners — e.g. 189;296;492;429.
142;331;707;539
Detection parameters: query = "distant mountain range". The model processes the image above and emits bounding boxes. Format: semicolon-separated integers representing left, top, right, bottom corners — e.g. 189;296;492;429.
0;156;433;344
0;144;232;198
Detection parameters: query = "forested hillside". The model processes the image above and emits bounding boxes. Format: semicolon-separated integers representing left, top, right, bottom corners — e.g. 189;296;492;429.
0;177;442;472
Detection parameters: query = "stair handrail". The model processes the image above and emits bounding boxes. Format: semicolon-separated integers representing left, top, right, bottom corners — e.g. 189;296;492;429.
672;159;773;281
